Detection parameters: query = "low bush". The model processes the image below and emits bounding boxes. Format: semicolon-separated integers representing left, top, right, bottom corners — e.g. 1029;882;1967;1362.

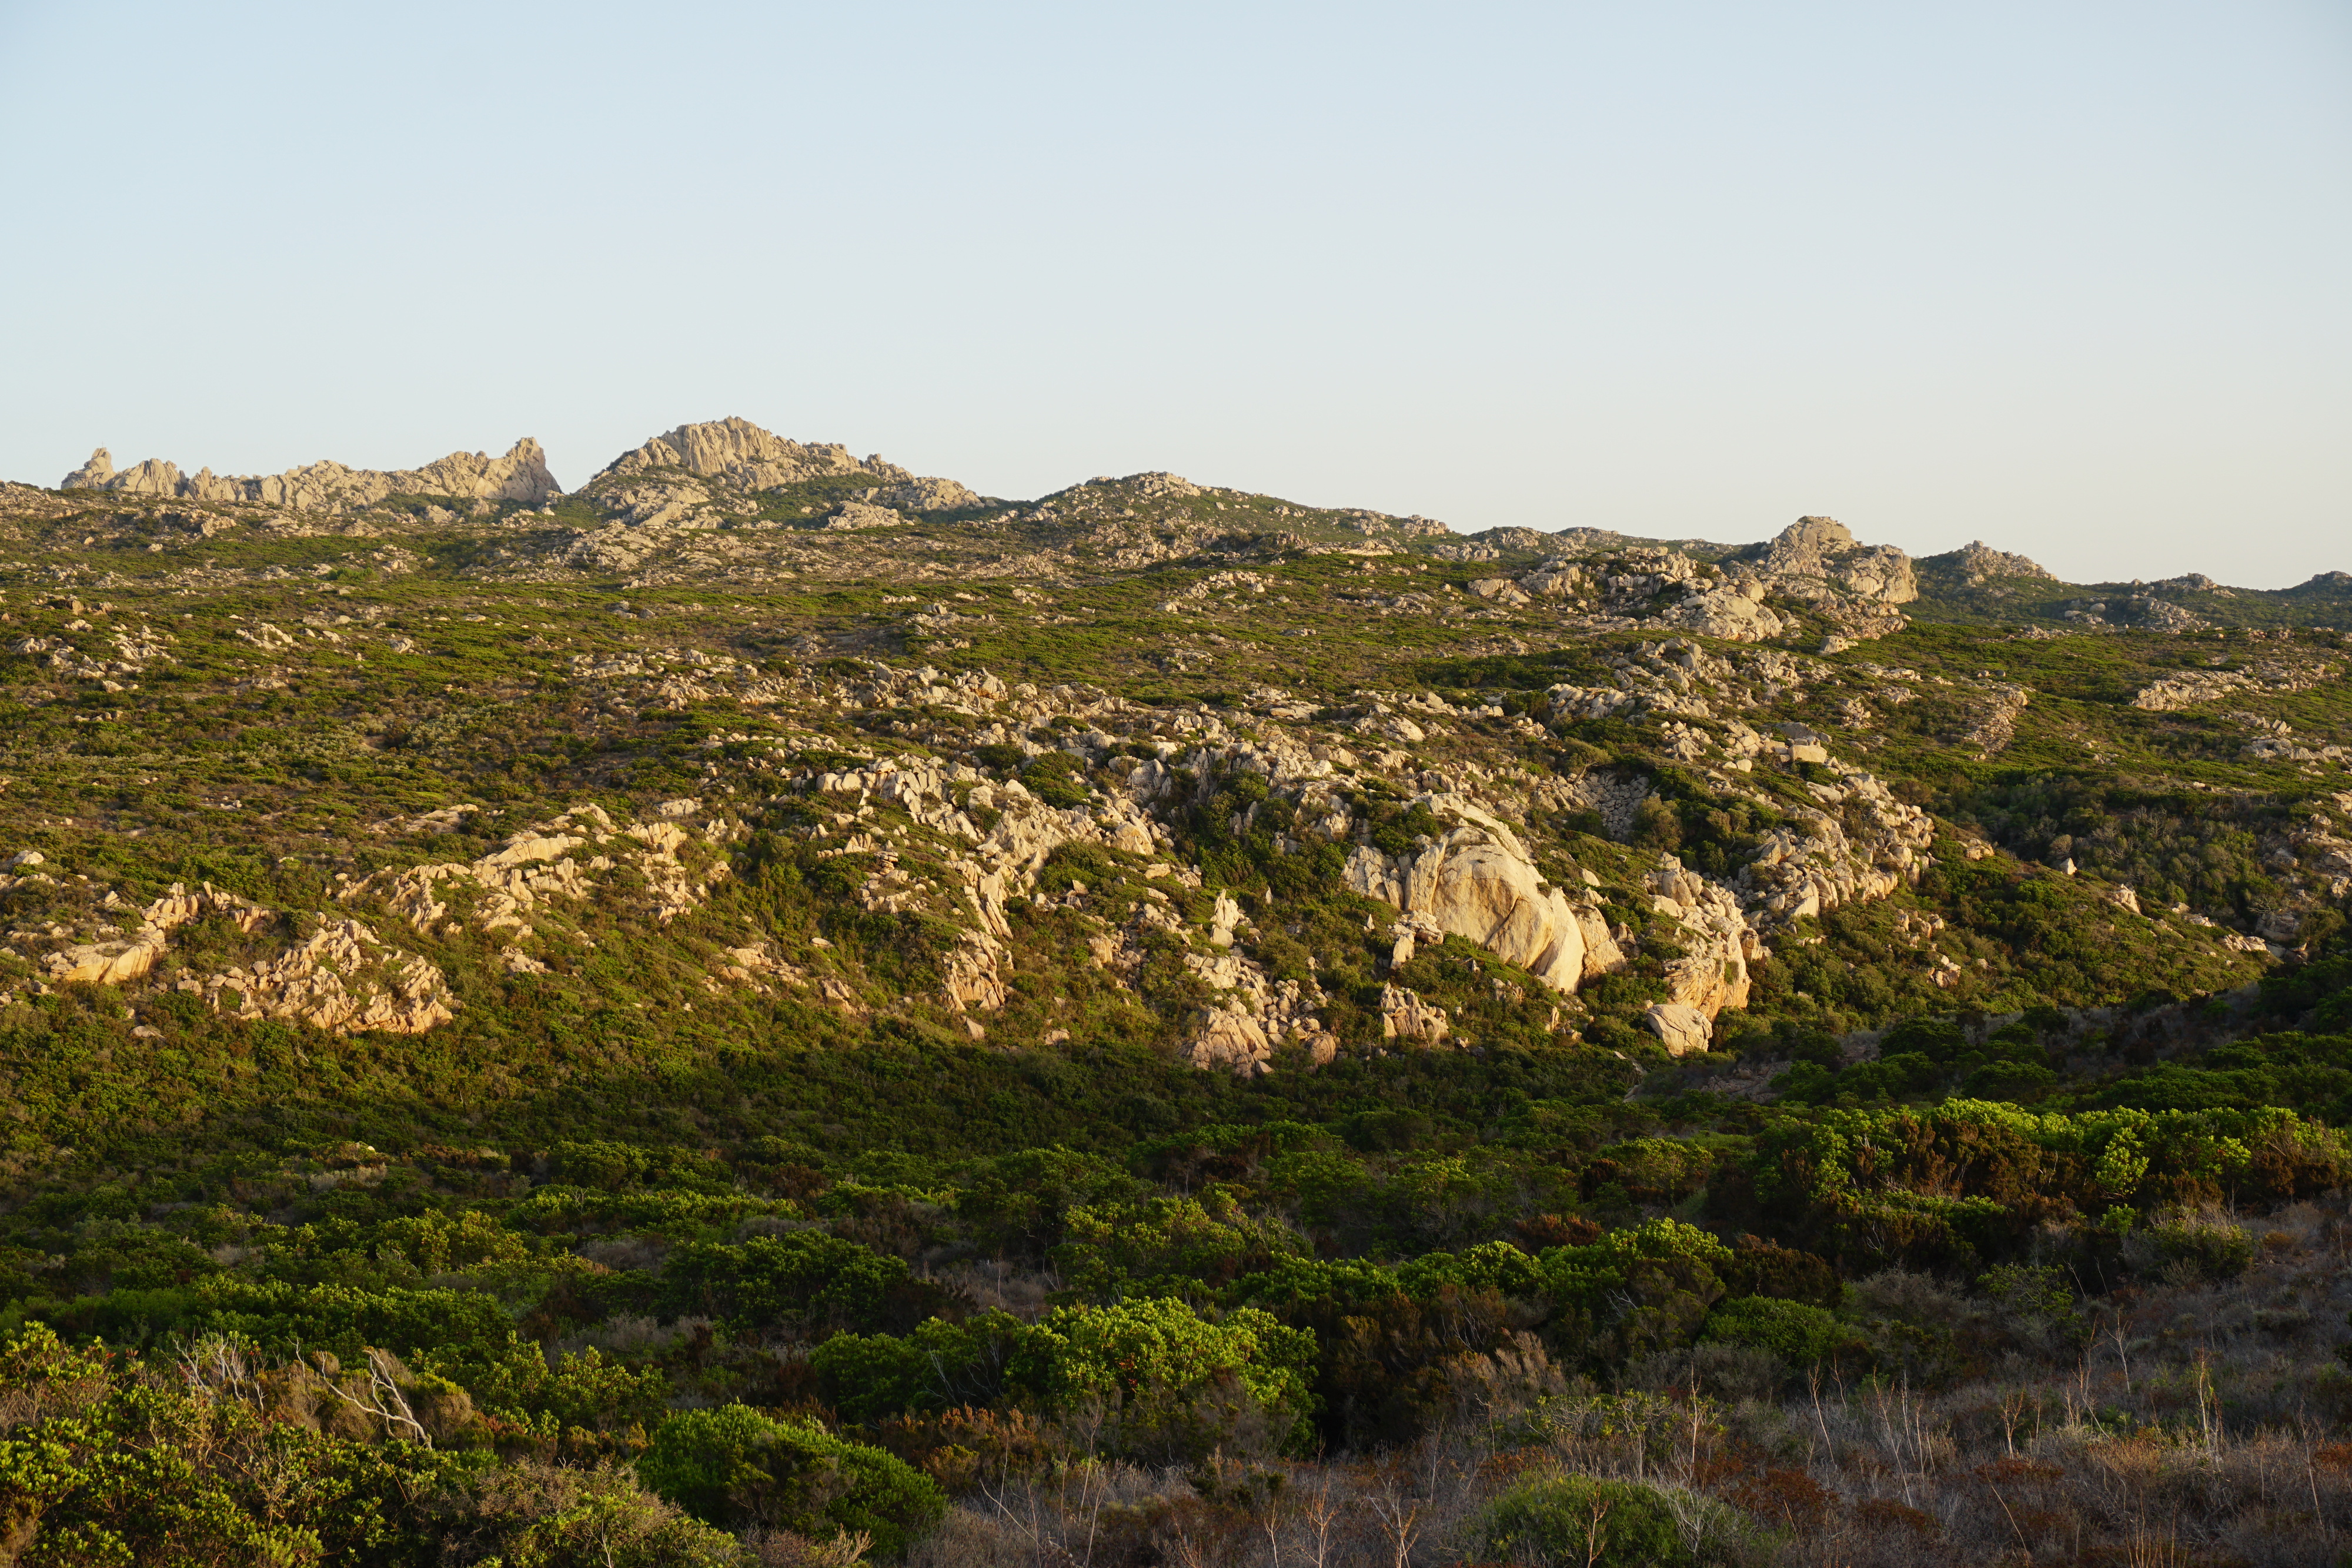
637;1405;946;1554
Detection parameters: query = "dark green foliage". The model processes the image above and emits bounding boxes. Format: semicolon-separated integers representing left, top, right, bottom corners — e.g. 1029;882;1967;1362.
1699;1296;1849;1367
1477;1474;1745;1568
658;1232;953;1337
1710;1100;2347;1275
2067;1027;2352;1125
812;1310;1026;1422
1005;1295;1320;1461
1017;750;1091;808
1949;773;2282;920
638;1405;946;1552
0;1323;740;1567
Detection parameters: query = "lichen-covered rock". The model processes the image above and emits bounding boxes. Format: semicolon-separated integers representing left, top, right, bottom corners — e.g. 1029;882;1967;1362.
2132;670;2250;711
1935;540;2056;583
943;930;1009;1012
342;802;725;947
879;477;981;512
1468;577;1532;606
1739;771;1935;926
1518;562;1589;599
1645;857;1756;1019
1662;582;1784;643
1960;683;2032;756
824;501;907;531
1189;1004;1273;1073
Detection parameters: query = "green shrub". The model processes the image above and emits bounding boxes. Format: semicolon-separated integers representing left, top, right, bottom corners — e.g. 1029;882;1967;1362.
810;1310;1024;1423
2136;1212;2257;1282
1008;1296;1318;1460
1699;1296;1847;1367
1476;1473;1748;1567
658;1232;947;1335
637;1405;945;1553
552;1139;652;1191
422;1457;742;1567
1051;1192;1305;1302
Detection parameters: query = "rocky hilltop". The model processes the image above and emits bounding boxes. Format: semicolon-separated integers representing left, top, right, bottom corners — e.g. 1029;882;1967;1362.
601;416;910;492
1925;539;2058;584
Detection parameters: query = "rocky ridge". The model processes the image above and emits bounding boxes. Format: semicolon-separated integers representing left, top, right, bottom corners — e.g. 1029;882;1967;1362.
62;440;560;512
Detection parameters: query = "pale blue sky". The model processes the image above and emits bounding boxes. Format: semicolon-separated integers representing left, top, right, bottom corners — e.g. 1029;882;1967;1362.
2;2;2345;586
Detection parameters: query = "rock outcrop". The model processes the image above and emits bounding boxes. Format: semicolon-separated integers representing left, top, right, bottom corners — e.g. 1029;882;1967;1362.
1661;580;1785;643
1932;540;2056;584
598;417;911;492
823;502;907;531
1379;984;1452;1044
1178;961;1335;1074
1342;796;1621;992
880;477;981;512
343;803;729;940
1644;1002;1715;1057
2132;670;2250;712
45;882;269;987
1738;770;1935;924
1755;517;1917;606
61;440;560;510
189;918;456;1036
942;931;1009;1014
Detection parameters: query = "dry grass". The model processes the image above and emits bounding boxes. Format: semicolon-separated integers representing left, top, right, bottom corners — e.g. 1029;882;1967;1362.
894;1206;2352;1566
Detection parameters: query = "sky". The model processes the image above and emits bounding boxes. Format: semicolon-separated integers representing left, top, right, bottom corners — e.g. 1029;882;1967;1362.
1;2;2346;587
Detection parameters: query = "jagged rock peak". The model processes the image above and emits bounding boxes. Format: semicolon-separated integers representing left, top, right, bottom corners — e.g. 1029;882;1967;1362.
598;416;914;493
59;440;560;512
1929;540;2056;584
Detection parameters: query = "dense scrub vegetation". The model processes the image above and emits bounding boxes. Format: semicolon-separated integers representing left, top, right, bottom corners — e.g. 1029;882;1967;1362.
4;941;2352;1563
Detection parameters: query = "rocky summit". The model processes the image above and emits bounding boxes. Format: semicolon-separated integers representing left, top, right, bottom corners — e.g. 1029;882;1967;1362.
3;415;2351;1564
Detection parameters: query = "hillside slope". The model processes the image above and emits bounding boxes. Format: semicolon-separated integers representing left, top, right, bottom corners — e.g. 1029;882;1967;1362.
2;419;2350;1564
